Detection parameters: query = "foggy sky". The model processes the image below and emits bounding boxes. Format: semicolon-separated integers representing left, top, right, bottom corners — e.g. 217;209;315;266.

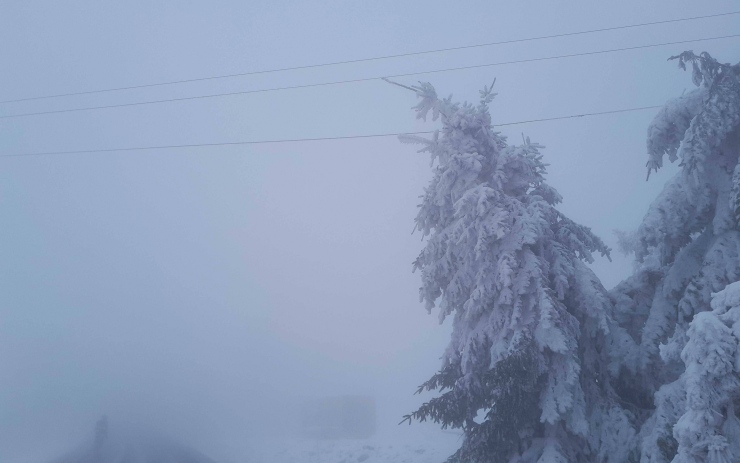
1;1;739;462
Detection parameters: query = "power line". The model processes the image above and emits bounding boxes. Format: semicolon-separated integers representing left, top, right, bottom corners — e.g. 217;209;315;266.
2;104;662;158
1;34;737;121
2;10;738;105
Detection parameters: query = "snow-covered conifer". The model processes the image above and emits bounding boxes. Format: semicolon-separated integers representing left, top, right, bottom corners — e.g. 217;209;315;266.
672;282;740;463
610;52;740;463
398;81;635;462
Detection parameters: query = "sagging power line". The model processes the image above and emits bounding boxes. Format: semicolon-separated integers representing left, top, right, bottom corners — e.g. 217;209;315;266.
1;10;738;105
1;34;737;121
3;104;662;158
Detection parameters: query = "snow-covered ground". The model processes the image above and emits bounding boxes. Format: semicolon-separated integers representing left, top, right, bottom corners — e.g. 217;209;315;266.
203;431;462;463
37;417;462;463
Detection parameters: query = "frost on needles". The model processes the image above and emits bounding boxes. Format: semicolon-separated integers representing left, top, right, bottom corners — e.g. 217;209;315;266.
399;50;740;463
398;82;636;463
611;52;740;463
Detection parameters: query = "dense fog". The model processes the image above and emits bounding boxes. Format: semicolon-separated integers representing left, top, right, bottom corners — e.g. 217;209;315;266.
1;1;738;462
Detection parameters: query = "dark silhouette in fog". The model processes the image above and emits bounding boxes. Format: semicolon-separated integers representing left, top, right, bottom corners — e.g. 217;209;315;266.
51;418;218;463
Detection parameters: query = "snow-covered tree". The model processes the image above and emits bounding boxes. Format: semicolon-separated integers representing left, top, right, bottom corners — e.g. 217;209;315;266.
673;281;740;463
610;52;740;463
398;81;636;463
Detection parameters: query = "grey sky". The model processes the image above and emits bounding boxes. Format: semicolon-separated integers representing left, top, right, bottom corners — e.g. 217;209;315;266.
1;1;739;462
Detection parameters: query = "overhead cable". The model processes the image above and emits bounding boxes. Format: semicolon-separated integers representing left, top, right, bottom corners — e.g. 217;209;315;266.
2;104;662;158
2;10;738;104
1;34;737;121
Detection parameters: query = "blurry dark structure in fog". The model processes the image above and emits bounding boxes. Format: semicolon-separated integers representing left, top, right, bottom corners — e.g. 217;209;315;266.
300;396;376;439
49;418;218;463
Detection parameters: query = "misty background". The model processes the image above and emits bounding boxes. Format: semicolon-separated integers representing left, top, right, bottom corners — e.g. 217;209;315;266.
1;1;739;462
